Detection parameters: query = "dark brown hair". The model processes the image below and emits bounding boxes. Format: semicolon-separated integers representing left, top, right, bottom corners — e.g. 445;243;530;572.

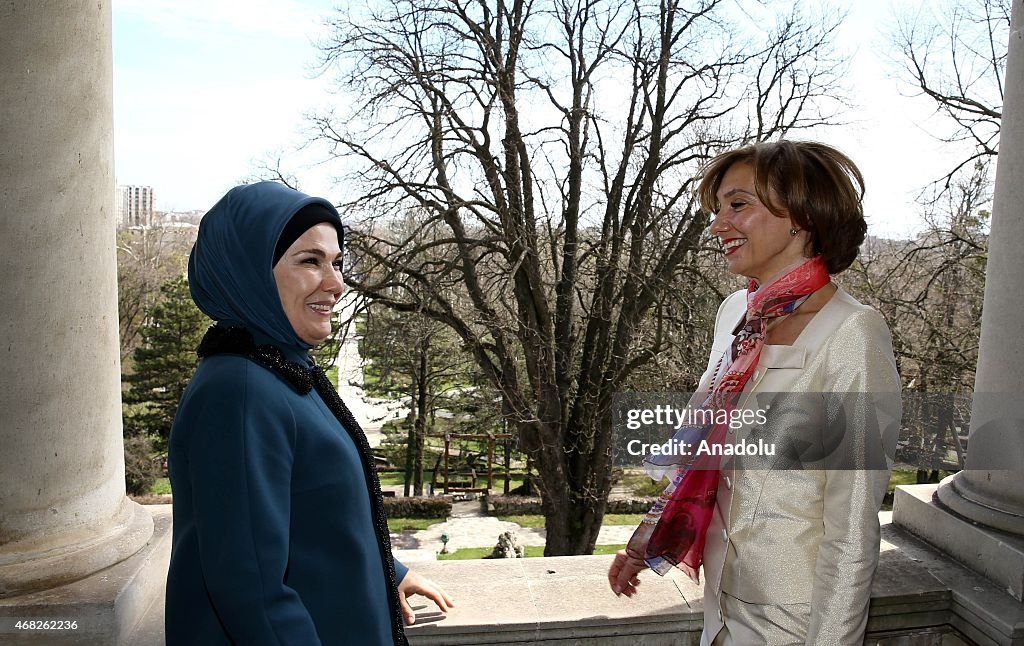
697;140;867;274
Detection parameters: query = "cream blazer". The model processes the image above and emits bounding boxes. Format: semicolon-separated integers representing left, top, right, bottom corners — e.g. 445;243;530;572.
698;286;901;645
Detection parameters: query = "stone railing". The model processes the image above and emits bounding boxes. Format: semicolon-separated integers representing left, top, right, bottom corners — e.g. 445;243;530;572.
404;542;957;646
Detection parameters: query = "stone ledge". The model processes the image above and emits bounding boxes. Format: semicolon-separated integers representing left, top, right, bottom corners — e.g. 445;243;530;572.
0;505;172;645
5;506;1019;645
894;483;1024;603
405;555;702;646
888;487;1024;646
406;536;960;646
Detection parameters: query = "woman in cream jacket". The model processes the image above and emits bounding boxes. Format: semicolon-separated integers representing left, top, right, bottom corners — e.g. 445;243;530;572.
609;140;901;645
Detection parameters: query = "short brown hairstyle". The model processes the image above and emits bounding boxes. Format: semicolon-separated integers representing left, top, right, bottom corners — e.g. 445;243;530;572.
697;140;867;274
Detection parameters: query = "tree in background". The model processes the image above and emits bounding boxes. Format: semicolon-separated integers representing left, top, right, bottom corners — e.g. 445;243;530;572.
315;0;847;553
116;227;194;361
847;161;990;476
880;0;1004;476
311;315;345;370
361;300;492;495
893;0;1008;182
123;275;210;447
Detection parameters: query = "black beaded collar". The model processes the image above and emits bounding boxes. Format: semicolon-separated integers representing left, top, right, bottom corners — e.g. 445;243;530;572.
196;325;314;393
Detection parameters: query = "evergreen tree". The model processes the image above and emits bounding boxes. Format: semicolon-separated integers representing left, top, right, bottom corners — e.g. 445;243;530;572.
123;275;210;445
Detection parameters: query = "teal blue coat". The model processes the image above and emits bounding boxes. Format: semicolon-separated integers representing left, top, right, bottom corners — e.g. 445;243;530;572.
165;344;408;645
165;182;407;644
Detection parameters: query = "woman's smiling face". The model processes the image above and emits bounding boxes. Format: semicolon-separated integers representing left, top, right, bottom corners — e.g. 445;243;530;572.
272;223;344;346
711;162;809;284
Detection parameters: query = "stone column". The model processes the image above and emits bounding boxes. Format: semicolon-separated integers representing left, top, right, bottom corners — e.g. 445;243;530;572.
0;1;152;597
935;0;1024;535
895;0;1024;613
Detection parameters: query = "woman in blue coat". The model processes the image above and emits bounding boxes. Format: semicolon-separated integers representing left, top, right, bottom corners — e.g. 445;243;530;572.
165;181;452;645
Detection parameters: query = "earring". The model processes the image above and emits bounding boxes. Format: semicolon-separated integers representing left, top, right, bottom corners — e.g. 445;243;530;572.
789;227;799;236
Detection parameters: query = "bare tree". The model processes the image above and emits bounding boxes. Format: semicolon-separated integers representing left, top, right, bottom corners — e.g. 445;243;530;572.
884;0;1004;476
846;161;990;474
117;227;194;361
314;0;846;554
361;302;480;496
893;0;1009;184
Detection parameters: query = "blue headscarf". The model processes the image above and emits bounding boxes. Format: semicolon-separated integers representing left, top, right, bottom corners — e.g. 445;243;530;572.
188;181;343;359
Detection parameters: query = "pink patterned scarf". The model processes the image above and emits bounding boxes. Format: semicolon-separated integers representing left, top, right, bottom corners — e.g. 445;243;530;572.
626;256;830;580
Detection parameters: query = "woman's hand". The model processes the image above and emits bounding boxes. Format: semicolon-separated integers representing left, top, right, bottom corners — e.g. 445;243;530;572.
397;570;455;625
607;549;647;597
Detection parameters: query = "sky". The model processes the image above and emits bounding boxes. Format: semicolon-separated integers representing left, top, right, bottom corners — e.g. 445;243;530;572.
112;0;978;239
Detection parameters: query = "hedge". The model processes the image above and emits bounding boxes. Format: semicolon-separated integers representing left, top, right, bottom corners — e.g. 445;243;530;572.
382;496;452;519
487;495;657;516
127;493;455;518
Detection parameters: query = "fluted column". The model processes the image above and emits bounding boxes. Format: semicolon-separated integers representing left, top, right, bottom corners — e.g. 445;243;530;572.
935;0;1024;534
0;0;152;597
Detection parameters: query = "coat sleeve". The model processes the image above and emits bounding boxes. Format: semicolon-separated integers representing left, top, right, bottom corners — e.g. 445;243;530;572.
394;558;409;584
186;361;321;645
806;309;902;645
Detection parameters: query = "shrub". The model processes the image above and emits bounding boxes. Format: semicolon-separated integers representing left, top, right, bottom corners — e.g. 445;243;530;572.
486;494;656;516
487;495;544;515
382;496;452;519
124;434;161;496
606;498;658;514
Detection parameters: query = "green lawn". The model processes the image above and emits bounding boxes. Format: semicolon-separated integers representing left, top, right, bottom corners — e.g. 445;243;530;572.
437;543;626;560
386;517;446;532
377;471;408;486
377;472;527;493
601;513;645;526
150;477;172;495
887;469;952;489
618;471;667;497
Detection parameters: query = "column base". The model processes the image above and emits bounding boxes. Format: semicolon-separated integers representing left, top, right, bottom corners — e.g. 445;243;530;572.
893;482;1024;603
937;472;1024;536
0;504;171;645
0;499;153;599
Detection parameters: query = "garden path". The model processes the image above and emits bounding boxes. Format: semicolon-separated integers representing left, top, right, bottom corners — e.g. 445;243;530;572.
391;500;635;562
335;295;409;448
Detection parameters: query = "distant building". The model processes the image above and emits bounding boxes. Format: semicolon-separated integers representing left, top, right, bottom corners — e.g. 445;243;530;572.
115;185;154;228
155;209;204;227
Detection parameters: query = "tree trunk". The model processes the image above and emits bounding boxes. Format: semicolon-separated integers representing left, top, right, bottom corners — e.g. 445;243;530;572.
413;339;428;496
526;418;616;555
403;423;415;498
541;479;613;555
403;381;418;497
